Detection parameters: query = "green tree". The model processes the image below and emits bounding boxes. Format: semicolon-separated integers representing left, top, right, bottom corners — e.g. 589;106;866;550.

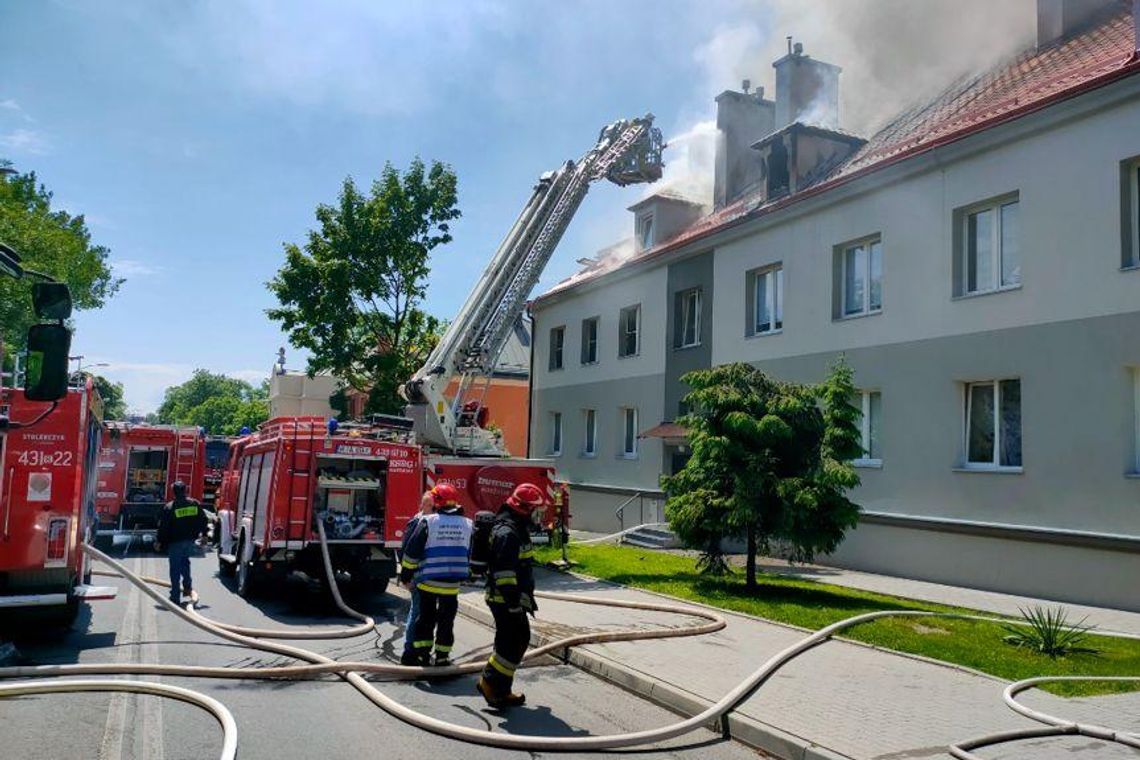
267;159;459;415
92;374;127;420
662;359;863;588
155;369;268;434
0;163;121;350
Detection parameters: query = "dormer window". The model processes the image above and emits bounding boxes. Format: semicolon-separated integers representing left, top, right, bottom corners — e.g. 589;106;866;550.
636;212;654;250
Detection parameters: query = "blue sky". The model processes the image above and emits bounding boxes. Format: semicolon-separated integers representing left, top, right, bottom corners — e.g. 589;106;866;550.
0;1;1032;412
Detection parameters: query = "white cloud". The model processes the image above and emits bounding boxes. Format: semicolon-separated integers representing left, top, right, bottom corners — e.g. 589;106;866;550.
0;128;50;155
111;258;163;277
0;99;32;122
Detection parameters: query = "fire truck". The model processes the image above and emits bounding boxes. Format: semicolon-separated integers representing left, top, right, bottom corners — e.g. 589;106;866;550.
215;416;423;597
93;422;206;549
0;378;116;623
203;435;232;507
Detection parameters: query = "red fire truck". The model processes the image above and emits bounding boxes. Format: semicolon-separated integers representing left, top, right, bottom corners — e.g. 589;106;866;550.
215;417;424;597
203;436;232;508
93;422;206;549
0;378;116;623
428;457;568;542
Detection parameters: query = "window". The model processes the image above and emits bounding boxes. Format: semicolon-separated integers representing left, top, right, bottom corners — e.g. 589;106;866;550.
620;407;638;458
549;326;565;371
964;379;1022;470
1133;369;1140;473
749;264;784;335
674;288;701;348
852;391;882;466
580;317;598;365
549;412;562;456
957;196;1020;295
1125;157;1140;268
840;237;882;316
582;409;597;456
637;212;654;250
619;304;640;357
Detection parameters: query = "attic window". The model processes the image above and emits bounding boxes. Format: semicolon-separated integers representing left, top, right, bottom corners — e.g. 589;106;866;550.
1124;156;1140;269
636;212;654;250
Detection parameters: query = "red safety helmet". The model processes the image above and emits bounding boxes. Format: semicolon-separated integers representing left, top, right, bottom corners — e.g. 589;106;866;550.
430;482;462;509
506;483;547;516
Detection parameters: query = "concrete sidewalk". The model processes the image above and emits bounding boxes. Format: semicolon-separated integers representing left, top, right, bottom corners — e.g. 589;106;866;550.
458;569;1140;760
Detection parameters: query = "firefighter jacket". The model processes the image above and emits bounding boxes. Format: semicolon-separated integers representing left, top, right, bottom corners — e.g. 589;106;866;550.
484;510;536;612
399;507;473;595
157;497;208;545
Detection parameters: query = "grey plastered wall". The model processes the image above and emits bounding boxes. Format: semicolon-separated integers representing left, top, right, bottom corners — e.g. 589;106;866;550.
665;252;715;419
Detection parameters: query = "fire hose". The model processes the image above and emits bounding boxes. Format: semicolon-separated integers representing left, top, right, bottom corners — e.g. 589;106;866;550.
1;522;1137;758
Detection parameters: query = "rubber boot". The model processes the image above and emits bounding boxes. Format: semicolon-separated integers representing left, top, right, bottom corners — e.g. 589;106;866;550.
433;652;451;667
401;651;427;667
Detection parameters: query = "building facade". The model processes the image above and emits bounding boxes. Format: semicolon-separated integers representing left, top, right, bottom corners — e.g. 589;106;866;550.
531;1;1140;610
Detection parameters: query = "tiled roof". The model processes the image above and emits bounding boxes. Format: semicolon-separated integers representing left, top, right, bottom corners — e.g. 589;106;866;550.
540;3;1139;301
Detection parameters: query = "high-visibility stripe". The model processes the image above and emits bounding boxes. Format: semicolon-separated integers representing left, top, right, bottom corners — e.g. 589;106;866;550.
495;577;518;586
518;549;535;559
488;654;516;676
417;582;460;595
174;506;199;518
401;558;419;570
493;570;516;579
413;640;433;649
434;643;453;653
486;592;506;603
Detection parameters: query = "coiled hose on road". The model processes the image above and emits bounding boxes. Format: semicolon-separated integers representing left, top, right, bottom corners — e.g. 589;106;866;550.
1;522;1137;759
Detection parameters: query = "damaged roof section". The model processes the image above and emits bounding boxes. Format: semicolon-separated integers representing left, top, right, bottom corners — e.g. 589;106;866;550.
540;1;1139;302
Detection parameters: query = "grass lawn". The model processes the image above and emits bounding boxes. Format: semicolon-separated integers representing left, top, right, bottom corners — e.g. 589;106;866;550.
535;543;1140;697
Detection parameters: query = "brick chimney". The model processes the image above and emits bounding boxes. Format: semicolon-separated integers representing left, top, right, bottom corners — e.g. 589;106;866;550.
1036;0;1117;47
713;83;775;209
772;39;842;129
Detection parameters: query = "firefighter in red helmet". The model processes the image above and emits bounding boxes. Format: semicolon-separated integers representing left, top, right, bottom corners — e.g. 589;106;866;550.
476;482;547;708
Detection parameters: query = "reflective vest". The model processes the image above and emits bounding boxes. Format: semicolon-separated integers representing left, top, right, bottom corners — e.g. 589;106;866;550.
413;511;472;594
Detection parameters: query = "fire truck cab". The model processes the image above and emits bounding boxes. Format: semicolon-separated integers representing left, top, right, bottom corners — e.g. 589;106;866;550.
216;417;422;597
0;379;116;622
93;422;206;549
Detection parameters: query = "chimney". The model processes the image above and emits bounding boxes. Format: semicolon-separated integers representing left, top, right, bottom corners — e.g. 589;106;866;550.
713;83;776;209
1036;0;1117;47
772;39;842;129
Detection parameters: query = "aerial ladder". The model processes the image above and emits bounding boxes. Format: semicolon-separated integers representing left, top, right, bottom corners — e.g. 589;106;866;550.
401;115;665;455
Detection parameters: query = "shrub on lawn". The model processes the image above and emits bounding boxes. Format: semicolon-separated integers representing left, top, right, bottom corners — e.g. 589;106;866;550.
1002;605;1100;659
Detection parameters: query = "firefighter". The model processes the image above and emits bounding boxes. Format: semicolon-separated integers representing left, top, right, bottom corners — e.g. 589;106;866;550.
398;489;434;665
476;482;547;709
155;481;208;606
398;483;472;667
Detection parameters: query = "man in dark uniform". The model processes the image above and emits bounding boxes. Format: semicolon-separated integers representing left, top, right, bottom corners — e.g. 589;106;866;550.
155;481;208;606
476;483;547;708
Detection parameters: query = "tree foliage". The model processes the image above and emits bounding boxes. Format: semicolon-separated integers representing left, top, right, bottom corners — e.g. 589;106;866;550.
92;375;127;420
662;359;863;588
267;159;459;415
0;163;121;351
155;370;268;435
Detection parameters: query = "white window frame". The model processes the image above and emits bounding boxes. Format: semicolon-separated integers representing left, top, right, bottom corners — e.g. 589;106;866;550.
549;326;564;371
752;264;784;335
963;378;1022;472
1128;159;1140;269
619;304;640;358
960;196;1020;296
840;237;882;317
1133;368;1140;474
637;212;654;250
581;317;599;365
582;409;597;457
677;288;701;349
620;407;638;459
852;390;882;468
549;412;562;457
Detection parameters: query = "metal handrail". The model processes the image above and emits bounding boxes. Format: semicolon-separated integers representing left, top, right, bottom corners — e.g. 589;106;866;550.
614;491;643;533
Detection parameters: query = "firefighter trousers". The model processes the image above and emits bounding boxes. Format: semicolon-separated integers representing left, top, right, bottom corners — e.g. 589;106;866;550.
482;602;530;693
167;540;194;602
412;589;459;657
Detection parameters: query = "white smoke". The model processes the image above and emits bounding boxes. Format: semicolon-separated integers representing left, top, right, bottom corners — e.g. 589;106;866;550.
649;119;719;207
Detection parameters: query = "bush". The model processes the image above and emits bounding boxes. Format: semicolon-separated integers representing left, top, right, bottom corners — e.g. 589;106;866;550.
1002;605;1099;659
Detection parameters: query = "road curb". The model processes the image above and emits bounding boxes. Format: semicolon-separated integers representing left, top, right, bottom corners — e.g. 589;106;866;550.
456;593;852;760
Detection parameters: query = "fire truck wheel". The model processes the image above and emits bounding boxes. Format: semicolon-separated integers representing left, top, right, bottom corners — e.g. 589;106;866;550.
236;543;257;599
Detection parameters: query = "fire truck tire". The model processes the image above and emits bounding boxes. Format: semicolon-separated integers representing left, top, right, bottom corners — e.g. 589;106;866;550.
235;542;257;599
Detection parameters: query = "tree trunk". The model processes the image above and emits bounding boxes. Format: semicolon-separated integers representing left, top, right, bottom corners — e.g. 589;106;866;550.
745;522;758;590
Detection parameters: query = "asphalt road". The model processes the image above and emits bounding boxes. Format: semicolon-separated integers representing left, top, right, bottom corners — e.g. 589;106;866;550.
1;548;761;760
